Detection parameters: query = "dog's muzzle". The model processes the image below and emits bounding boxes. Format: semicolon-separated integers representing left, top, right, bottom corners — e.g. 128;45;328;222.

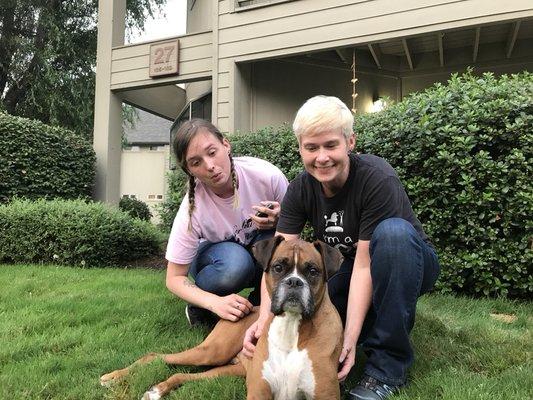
271;275;315;319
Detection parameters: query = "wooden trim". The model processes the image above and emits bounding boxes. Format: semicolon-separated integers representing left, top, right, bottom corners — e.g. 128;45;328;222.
212;0;220;124
226;8;533;63
368;43;382;69
233;0;296;13
506;20;521;58
473;26;480;62
336;49;349;63
437;32;444;67
112;30;212;50
402;38;414;70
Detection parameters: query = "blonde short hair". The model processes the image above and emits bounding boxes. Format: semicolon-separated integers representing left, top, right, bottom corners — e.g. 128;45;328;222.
292;95;354;140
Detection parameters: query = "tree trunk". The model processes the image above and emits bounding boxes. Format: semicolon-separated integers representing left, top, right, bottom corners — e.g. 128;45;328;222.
0;4;16;97
3;0;61;114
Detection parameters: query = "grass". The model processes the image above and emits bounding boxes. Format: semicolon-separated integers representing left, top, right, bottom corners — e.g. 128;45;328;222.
0;264;531;400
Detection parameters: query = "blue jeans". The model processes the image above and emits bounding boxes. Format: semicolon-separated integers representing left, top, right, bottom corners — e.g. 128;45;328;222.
189;230;275;305
328;218;440;386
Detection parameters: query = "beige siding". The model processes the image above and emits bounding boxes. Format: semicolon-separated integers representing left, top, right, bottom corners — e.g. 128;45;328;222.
218;87;230;103
220;0;454;40
218;0;532;61
219;72;230;88
218;117;230;132
214;0;533;131
120;146;170;222
110;32;213;90
219;0;232;15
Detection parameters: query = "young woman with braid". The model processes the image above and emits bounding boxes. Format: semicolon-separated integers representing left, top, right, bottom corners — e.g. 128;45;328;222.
165;119;289;326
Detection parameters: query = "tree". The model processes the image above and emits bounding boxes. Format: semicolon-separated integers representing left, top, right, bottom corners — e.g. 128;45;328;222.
0;0;167;138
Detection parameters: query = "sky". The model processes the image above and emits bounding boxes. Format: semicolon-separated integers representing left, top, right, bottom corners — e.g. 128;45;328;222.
128;0;187;44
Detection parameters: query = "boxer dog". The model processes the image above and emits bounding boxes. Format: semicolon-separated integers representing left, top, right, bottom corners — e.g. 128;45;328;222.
100;237;343;400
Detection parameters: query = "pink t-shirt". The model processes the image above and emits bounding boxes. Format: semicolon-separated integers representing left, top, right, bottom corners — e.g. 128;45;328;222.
165;157;289;265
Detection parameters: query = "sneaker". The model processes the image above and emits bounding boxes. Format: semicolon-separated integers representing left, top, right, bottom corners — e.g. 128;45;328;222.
185;304;217;328
348;374;403;400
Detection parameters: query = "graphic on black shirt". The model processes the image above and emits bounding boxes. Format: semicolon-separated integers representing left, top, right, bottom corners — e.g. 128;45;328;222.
324;211;344;233
323;210;356;256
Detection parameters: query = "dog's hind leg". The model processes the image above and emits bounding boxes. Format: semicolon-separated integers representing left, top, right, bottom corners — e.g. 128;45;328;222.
141;363;246;400
162;313;258;367
100;352;161;385
100;310;259;387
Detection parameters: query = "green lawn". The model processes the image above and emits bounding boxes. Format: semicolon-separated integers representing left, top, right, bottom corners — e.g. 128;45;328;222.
0;264;531;400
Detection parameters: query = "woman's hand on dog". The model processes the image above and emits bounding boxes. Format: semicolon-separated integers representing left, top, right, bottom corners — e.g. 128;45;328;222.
210;294;253;322
242;315;268;358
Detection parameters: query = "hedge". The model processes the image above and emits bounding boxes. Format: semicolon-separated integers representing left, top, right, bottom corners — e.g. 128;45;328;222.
158;71;531;299
119;197;153;221
0;112;96;202
0;199;162;267
356;71;532;298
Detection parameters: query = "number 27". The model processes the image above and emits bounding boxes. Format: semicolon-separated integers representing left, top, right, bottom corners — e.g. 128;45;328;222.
154;46;175;64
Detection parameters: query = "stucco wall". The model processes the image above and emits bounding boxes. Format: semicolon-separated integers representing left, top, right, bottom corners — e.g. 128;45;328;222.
120;146;170;221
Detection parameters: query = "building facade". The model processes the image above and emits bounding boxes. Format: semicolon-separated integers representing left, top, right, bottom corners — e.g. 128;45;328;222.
121;109;172;221
94;0;533;203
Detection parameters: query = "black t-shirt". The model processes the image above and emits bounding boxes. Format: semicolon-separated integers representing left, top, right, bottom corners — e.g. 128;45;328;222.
277;153;430;258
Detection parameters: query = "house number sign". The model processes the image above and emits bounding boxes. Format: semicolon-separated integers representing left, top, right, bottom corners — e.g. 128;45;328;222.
149;40;179;78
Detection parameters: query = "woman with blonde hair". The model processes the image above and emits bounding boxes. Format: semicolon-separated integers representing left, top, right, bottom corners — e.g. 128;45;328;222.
244;96;440;400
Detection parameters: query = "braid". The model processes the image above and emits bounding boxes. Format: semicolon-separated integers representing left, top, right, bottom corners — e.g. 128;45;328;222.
187;174;196;231
229;154;239;209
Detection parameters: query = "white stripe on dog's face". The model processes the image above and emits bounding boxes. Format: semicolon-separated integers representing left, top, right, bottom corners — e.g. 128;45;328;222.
271;246;313;318
268;241;328;319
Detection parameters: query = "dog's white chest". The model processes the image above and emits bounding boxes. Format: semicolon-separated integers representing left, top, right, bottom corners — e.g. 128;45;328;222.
262;313;315;400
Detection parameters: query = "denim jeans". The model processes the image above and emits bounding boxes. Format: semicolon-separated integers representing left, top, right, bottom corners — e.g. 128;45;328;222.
189;230;275;306
328;218;440;386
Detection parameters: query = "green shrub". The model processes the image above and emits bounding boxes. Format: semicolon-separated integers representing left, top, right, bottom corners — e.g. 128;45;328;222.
0;199;162;267
119;197;152;221
356;71;532;298
156;169;188;232
0;112;96;202
229;124;302;181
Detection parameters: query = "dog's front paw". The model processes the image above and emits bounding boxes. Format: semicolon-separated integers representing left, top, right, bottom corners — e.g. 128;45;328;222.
100;370;123;387
142;386;161;400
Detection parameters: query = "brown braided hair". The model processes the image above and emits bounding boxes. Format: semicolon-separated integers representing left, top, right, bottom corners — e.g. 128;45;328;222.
170;118;239;230
229;153;239;209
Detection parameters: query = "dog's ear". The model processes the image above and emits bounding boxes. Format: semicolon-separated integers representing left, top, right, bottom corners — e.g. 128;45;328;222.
252;235;285;271
313;241;344;280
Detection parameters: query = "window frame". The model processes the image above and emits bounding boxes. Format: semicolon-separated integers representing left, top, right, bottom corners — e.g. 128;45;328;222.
232;0;296;13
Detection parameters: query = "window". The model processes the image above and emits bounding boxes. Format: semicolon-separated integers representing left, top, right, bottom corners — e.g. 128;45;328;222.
235;0;295;11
